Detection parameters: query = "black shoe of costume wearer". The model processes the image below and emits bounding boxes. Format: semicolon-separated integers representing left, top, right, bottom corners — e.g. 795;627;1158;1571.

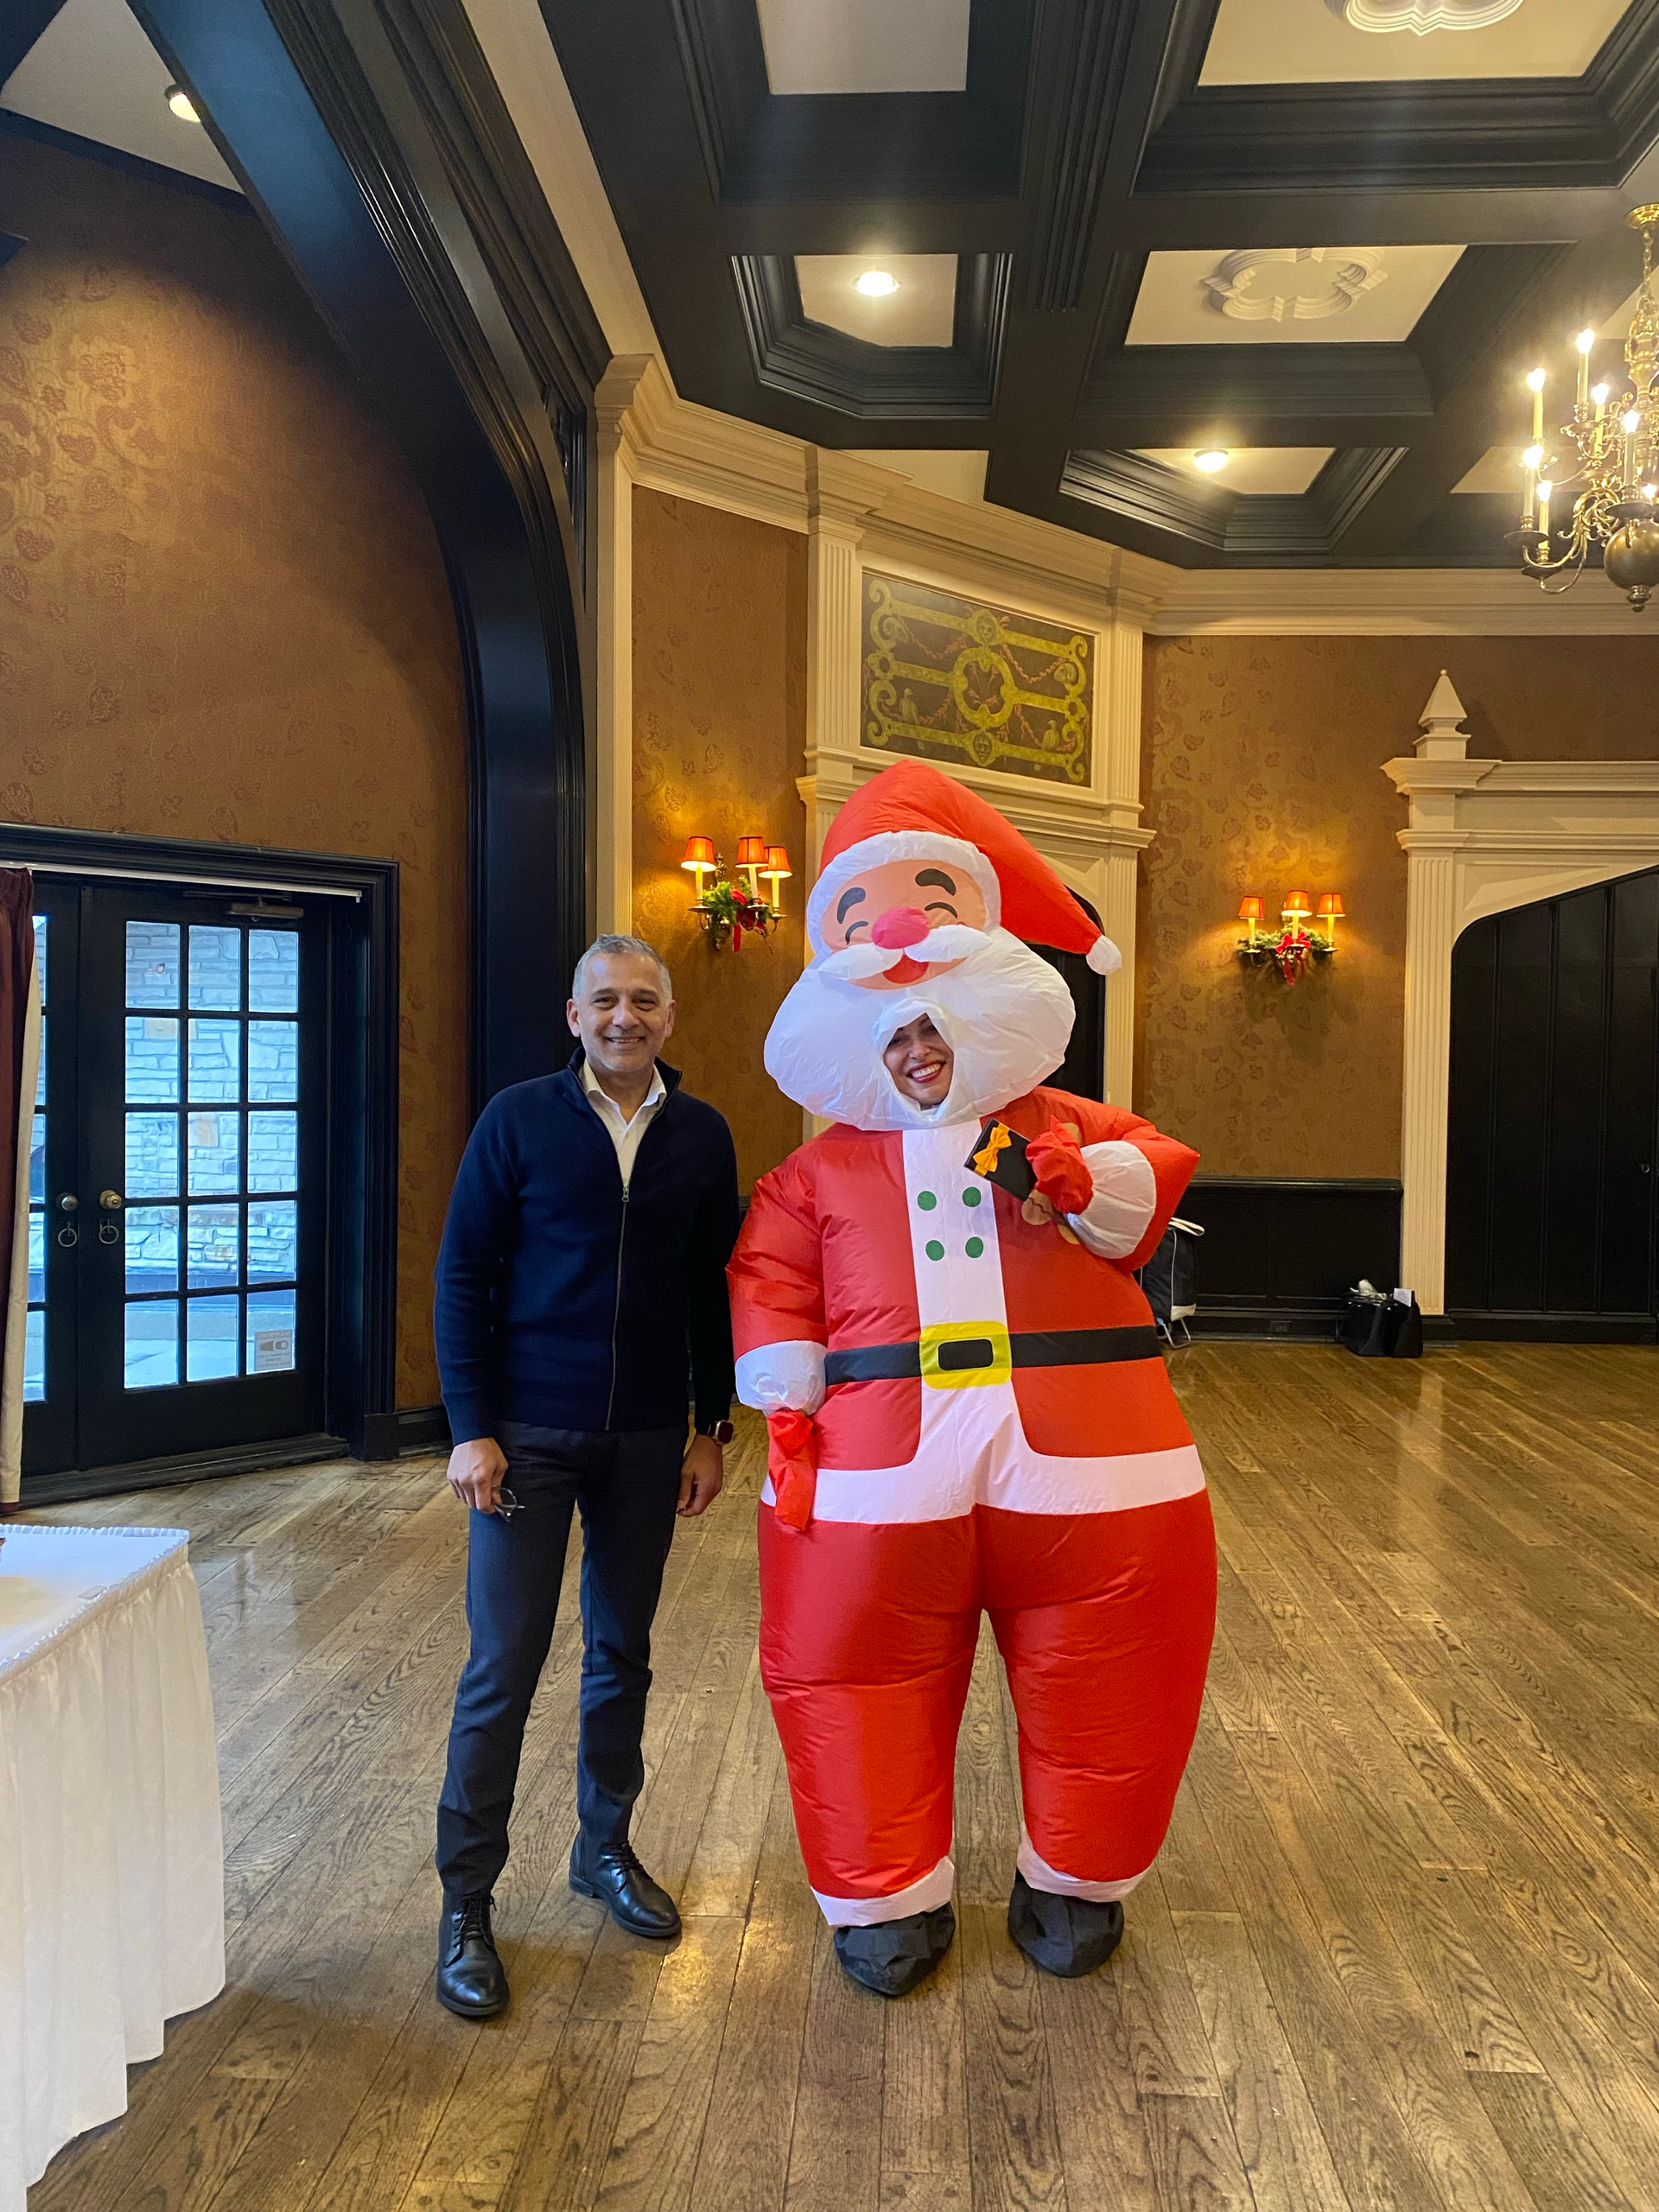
435;1892;510;2018
1007;1870;1124;1978
569;1837;682;1939
834;1904;956;1999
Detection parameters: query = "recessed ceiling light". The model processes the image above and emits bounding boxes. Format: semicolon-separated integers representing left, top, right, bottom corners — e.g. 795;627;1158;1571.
164;83;201;123
854;270;899;297
1192;449;1230;474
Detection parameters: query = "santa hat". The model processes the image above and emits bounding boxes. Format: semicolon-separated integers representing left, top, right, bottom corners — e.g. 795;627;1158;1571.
806;759;1122;975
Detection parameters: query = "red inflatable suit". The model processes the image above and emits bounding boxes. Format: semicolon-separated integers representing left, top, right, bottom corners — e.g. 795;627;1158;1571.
728;761;1217;1955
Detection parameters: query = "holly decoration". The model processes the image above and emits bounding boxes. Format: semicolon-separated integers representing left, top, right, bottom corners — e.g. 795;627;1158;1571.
695;868;778;950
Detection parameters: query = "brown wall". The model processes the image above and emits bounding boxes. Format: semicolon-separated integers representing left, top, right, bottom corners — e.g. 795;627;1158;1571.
0;132;468;1405
631;487;807;1190
1135;632;1659;1178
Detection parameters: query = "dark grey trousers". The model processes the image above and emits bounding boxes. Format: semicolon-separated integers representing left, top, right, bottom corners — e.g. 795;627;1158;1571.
435;1420;683;1900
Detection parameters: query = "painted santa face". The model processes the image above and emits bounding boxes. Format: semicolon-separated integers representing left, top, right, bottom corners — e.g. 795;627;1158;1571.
820;857;990;991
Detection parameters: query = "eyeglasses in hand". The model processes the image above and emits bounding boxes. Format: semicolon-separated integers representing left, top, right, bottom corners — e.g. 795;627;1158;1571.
493;1485;523;1520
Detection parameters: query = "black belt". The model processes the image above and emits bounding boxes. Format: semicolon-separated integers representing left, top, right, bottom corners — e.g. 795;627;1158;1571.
824;1325;1161;1384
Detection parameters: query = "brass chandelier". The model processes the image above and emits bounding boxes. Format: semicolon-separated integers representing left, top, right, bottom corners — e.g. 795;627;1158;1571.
1517;205;1659;612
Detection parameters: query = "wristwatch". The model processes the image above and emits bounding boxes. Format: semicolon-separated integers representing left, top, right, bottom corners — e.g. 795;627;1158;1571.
698;1418;734;1443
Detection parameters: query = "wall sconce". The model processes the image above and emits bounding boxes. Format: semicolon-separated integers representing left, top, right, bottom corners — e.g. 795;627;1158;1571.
681;833;789;950
1237;889;1344;983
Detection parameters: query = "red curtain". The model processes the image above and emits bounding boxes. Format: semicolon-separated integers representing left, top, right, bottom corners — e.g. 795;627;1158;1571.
1;867;36;1510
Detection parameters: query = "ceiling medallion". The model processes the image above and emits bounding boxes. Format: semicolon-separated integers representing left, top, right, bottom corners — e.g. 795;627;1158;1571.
1332;0;1525;31
1201;248;1387;325
1516;207;1659;613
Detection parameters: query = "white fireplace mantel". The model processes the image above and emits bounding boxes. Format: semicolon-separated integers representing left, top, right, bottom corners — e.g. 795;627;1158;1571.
1385;676;1659;1313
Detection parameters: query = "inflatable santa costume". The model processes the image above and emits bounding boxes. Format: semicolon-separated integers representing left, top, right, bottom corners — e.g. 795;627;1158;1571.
728;760;1217;1996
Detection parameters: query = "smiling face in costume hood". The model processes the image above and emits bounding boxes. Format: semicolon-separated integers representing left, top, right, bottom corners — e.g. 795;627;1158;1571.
764;760;1122;1133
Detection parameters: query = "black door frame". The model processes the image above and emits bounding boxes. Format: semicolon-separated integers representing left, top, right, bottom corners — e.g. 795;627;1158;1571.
4;823;399;1487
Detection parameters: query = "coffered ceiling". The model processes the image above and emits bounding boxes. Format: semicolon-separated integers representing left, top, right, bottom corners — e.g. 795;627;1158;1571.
540;0;1659;569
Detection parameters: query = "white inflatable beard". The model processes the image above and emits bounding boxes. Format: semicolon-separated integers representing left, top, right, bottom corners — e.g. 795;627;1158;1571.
764;925;1078;1132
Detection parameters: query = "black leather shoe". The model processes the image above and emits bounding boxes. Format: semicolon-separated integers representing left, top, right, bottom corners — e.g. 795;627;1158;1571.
569;1838;682;1939
833;1904;956;1999
435;1892;509;2018
1007;1870;1123;1978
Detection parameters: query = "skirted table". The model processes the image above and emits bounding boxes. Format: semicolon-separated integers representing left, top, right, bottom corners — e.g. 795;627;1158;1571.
0;1524;225;2210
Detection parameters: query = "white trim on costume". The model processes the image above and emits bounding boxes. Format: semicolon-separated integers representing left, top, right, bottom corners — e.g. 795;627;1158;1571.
761;1440;1206;1524
812;1853;955;1927
1065;1140;1156;1259
805;831;1001;956
1017;1828;1151;1904
734;1339;826;1416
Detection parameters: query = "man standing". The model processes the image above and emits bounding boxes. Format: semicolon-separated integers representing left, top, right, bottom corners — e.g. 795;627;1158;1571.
432;934;739;2018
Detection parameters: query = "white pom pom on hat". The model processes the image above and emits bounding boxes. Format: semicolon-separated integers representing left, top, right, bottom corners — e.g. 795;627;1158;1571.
811;758;1123;973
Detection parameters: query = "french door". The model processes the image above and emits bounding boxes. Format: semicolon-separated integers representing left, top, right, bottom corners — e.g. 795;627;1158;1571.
25;879;327;1478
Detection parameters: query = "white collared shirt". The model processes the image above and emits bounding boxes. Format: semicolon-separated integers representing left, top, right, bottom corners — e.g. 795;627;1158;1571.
580;1057;667;1190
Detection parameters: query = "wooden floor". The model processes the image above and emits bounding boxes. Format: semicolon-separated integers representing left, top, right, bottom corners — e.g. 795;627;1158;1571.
26;1342;1659;2212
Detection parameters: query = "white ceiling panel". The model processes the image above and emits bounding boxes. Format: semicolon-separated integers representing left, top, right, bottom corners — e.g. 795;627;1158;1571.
1135;447;1336;494
1;0;240;190
1200;0;1633;86
756;0;970;93
796;254;957;347
1126;245;1465;346
1452;446;1526;493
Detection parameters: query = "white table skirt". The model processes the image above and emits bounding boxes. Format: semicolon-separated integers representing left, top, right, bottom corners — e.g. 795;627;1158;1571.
0;1525;226;2210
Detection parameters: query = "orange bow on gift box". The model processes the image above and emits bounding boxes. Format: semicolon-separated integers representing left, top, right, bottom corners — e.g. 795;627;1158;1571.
766;1408;818;1531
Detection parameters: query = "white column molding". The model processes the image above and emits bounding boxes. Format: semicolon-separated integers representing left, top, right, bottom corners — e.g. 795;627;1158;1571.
1386;674;1659;1313
592;355;652;934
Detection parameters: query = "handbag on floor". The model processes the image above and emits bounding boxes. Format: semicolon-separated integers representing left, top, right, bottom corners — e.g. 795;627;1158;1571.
1338;1282;1422;1359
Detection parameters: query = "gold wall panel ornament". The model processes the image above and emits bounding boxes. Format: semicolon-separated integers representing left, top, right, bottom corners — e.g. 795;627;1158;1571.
861;571;1093;785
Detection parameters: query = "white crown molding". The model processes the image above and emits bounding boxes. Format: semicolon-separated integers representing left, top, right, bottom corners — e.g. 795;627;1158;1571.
1149;567;1659;635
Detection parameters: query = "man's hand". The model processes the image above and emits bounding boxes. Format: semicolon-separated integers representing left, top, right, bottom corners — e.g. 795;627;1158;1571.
448;1435;508;1513
677;1433;724;1517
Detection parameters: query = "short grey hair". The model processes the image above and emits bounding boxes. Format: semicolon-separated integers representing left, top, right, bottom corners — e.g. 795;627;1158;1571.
571;932;673;1001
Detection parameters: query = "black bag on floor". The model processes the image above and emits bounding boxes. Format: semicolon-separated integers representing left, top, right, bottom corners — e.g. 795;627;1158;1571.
1338;1287;1422;1359
1138;1217;1204;1347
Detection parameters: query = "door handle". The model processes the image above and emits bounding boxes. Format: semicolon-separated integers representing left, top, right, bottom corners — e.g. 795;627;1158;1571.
98;1189;124;1244
99;1190;124;1210
56;1192;78;1248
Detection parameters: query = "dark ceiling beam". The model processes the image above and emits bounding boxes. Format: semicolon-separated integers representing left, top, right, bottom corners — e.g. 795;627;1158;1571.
0;0;66;85
715;200;1025;257
130;0;597;1104
1106;189;1635;253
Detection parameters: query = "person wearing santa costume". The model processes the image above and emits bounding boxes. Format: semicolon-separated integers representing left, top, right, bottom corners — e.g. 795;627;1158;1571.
727;758;1216;1998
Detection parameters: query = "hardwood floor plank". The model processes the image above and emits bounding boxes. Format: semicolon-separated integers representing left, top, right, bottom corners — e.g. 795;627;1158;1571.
957;1904;1067;2212
590;1916;747;2212
29;1349;1659;2212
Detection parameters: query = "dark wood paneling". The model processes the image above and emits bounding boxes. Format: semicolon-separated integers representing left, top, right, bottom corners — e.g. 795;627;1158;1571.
1447;868;1659;1339
1173;1176;1402;1338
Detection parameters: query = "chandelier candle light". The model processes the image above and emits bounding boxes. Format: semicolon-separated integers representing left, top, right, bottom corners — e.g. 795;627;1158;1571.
1517;206;1659;611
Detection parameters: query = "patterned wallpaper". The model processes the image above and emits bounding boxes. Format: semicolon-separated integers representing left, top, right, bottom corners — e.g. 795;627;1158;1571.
631;488;807;1190
1135;632;1659;1179
0;133;468;1406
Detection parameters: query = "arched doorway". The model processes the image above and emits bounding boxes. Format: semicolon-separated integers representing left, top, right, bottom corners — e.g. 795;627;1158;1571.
1446;867;1659;1338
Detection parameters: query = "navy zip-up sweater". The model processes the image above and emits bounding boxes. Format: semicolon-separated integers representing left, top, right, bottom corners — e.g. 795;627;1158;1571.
433;1054;740;1444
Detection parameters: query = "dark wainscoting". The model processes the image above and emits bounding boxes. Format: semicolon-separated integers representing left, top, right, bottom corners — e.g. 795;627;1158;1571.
1176;1176;1404;1339
362;1405;453;1460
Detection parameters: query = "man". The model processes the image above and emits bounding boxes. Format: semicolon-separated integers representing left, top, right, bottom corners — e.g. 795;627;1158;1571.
432;934;739;2019
728;760;1216;1998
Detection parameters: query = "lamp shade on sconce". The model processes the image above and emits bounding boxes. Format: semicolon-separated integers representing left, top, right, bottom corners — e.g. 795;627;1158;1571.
1237;896;1263;923
1281;890;1313;919
764;845;792;879
736;836;766;868
681;836;716;872
1317;894;1344;919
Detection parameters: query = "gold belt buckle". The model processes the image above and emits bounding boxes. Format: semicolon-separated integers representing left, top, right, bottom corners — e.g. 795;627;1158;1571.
918;1319;1012;1389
